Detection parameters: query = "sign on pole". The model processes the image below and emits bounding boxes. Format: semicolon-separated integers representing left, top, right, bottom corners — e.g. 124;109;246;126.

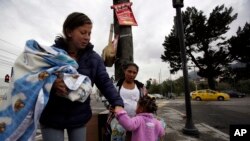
111;2;138;26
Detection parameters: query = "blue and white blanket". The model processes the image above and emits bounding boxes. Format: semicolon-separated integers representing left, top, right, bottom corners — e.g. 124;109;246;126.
0;40;92;141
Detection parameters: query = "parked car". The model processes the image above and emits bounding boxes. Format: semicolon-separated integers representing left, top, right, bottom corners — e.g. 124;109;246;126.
167;92;176;99
153;93;164;99
223;90;246;98
148;94;156;99
191;89;230;101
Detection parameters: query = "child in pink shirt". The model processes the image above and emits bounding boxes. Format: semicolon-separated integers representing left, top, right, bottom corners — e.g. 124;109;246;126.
115;96;165;141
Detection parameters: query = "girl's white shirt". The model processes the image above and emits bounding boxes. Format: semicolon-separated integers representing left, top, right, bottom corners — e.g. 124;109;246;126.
119;85;140;117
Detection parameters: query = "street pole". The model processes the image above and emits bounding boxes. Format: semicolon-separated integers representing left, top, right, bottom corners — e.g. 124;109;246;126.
113;0;134;81
172;0;199;136
170;70;172;94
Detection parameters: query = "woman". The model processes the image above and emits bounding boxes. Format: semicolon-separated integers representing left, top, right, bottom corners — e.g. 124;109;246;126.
110;62;147;141
39;12;124;141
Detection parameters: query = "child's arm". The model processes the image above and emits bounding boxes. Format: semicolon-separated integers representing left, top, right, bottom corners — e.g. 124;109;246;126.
115;109;141;131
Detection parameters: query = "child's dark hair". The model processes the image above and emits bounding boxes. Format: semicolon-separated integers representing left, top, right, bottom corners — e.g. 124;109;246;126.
138;96;158;114
122;62;139;72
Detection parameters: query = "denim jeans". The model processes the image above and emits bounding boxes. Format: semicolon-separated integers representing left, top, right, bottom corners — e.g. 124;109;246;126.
40;124;86;141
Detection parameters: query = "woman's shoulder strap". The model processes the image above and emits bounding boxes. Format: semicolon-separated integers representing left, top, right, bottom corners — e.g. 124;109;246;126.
134;80;144;88
134;80;148;97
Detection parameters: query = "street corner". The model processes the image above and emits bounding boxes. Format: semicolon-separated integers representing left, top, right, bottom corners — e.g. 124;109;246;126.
161;107;186;121
194;123;229;141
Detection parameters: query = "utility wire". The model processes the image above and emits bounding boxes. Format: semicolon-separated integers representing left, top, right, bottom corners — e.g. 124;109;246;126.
0;38;21;56
0;48;19;56
0;53;17;59
0;61;13;65
0;58;14;64
0;38;20;48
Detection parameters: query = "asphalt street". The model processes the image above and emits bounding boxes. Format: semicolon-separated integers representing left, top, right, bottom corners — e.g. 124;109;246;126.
162;96;250;135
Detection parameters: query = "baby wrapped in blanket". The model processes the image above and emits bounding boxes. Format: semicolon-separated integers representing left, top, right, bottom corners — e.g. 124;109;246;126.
0;40;92;141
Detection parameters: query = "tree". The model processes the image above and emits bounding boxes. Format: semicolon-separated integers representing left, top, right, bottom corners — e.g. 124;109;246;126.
146;78;152;90
229;22;250;63
161;5;237;90
148;83;161;94
228;22;250;80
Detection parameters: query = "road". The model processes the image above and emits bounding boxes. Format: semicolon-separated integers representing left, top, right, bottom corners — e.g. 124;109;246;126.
36;94;248;140
90;94;250;135
162;97;250;134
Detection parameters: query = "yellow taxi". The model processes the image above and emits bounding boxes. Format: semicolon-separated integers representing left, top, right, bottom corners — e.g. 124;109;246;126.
191;89;230;101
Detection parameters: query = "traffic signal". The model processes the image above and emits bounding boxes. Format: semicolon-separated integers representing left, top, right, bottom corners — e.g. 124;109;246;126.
4;74;9;83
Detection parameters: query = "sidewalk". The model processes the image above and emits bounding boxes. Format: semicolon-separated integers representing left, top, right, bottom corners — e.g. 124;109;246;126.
35;101;230;141
161;107;229;141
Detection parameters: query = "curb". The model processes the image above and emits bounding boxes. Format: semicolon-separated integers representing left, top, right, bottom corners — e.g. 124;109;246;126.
167;107;186;117
166;107;230;141
200;123;229;138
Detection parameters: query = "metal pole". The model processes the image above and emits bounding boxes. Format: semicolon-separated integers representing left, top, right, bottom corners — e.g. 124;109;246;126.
175;6;199;136
170;70;172;94
113;0;134;81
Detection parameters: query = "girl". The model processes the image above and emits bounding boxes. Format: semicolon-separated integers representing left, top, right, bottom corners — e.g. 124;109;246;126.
115;96;165;141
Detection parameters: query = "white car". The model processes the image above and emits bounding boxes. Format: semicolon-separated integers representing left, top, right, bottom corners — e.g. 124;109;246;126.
152;94;164;99
148;94;156;99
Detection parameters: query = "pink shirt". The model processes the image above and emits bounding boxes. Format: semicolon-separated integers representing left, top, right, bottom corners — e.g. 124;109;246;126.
115;110;165;141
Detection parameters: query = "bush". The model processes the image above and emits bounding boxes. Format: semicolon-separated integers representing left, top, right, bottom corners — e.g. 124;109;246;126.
236;79;250;95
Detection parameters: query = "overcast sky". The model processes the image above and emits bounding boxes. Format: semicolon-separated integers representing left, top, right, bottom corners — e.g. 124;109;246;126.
0;0;249;84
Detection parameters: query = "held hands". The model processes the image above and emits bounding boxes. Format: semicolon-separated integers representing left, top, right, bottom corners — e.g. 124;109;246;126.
114;106;124;113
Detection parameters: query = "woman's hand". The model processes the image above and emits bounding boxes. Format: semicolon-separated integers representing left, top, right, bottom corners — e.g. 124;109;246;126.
52;75;69;97
114;106;124;113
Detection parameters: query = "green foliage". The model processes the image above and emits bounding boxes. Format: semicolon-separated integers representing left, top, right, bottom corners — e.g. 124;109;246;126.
229;22;250;63
174;77;185;94
235;79;250;94
217;82;231;91
197;82;209;90
148;83;161;94
147;77;196;96
228;23;250;80
161;81;170;96
146;78;152;89
161;5;237;90
146;77;250;96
